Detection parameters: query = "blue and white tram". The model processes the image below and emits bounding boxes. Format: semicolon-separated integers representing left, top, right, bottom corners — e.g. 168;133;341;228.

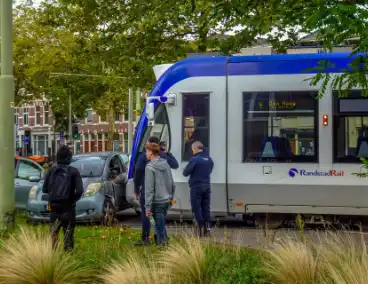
127;52;368;228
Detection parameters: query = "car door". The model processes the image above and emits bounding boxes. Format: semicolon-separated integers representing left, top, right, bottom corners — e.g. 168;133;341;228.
110;154;129;211
15;159;43;209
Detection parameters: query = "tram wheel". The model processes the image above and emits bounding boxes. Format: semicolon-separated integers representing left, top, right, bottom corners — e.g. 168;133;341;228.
254;213;284;230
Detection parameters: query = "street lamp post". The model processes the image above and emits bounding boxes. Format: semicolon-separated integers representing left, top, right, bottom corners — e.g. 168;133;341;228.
0;0;15;231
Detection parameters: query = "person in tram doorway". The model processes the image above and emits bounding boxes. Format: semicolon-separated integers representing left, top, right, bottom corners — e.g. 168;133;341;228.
133;136;178;246
183;141;214;237
42;145;83;251
144;142;175;246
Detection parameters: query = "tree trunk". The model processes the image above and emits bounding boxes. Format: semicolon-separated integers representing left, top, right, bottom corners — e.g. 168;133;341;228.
106;106;115;151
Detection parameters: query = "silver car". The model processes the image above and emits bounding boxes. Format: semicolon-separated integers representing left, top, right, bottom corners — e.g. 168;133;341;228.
27;152;130;223
15;157;44;209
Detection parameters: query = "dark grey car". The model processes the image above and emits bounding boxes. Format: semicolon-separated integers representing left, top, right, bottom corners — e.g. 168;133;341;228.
27;152;130;223
15;157;44;209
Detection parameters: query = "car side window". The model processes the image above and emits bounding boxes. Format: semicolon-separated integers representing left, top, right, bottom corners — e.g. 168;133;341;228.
17;160;41;180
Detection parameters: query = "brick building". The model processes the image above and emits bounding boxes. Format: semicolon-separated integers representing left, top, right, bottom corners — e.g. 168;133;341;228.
15;100;136;157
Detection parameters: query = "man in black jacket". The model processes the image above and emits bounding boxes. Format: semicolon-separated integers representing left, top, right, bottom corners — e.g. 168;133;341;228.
42;146;83;251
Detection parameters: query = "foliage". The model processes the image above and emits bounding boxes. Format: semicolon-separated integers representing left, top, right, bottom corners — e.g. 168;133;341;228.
13;4;108;131
246;1;368;95
263;230;368;284
352;157;368;178
0;226;90;284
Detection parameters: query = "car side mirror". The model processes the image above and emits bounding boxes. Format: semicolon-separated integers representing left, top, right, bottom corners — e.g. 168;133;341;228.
29;176;41;183
146;102;154;121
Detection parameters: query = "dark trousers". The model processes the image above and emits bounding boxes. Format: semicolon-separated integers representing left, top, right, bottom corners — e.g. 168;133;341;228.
190;188;211;229
152;203;169;245
140;194;151;241
50;204;76;251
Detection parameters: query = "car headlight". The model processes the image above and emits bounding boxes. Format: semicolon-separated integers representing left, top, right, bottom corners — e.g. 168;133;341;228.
28;186;38;200
84;183;102;197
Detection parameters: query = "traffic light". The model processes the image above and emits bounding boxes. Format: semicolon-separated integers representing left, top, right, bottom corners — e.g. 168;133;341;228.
72;124;79;140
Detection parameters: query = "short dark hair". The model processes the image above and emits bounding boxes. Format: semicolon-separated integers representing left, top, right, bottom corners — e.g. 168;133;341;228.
56;145;73;163
147;136;159;144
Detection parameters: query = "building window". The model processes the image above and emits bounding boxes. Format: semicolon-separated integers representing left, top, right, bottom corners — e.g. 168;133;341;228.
243;91;318;163
33;135;48;156
87;109;93;122
334;90;368;163
23;107;29;126
44;104;49;125
14;109;18;125
182;94;210;161
99;113;106;122
36;106;41;125
115;112;120;122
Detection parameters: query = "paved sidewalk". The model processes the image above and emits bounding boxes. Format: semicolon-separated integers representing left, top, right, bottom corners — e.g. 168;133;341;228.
165;224;368;249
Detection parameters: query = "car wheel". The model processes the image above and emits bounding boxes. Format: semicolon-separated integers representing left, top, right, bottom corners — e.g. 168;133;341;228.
102;199;116;226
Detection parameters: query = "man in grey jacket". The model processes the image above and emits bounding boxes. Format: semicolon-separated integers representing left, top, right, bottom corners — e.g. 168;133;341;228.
145;142;175;246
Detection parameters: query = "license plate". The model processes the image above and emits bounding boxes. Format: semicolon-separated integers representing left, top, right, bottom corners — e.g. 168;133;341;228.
44;204;51;211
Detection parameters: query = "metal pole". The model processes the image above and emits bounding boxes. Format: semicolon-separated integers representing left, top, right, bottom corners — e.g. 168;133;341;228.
68;91;72;143
135;88;141;123
128;88;133;154
135;87;141;111
0;0;15;231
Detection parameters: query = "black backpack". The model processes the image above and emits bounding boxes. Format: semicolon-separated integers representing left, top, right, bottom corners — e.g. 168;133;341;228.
49;165;71;202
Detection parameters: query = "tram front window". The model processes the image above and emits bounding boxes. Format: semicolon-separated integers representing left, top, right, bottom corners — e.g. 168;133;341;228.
138;103;170;153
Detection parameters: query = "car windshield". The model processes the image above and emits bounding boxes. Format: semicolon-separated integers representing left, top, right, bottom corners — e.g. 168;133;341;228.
70;156;107;178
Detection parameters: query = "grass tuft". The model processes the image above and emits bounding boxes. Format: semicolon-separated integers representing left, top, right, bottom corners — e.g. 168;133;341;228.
0;226;90;284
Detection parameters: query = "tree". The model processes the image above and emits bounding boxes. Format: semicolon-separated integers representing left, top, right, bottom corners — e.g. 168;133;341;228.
13;4;107;131
239;1;368;96
42;0;278;89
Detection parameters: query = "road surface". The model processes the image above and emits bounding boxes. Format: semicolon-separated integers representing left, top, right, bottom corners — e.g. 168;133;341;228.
117;209;368;248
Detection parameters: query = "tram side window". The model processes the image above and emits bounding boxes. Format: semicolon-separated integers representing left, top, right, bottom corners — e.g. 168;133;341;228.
243;91;318;163
137;103;171;153
182;94;210;161
334;90;368;163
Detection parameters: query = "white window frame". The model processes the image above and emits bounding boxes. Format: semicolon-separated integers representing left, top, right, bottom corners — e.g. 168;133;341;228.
115;112;121;122
43;104;49;125
23;107;29;126
35;106;41;125
33;135;48;156
14;109;18;125
86;109;93;123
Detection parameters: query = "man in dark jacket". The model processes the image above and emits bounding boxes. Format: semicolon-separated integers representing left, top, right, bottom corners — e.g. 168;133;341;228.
183;141;214;237
133;136;178;245
42;145;83;251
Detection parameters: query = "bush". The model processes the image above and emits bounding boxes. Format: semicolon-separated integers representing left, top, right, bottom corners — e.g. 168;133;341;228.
263;236;324;284
101;236;266;284
263;231;368;284
0;226;90;284
101;252;165;284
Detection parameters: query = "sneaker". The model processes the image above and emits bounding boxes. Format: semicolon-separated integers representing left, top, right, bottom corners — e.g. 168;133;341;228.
134;239;150;246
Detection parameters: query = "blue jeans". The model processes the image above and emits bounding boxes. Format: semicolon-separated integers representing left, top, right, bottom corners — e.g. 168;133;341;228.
140;194;151;241
152;202;169;245
190;188;211;229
